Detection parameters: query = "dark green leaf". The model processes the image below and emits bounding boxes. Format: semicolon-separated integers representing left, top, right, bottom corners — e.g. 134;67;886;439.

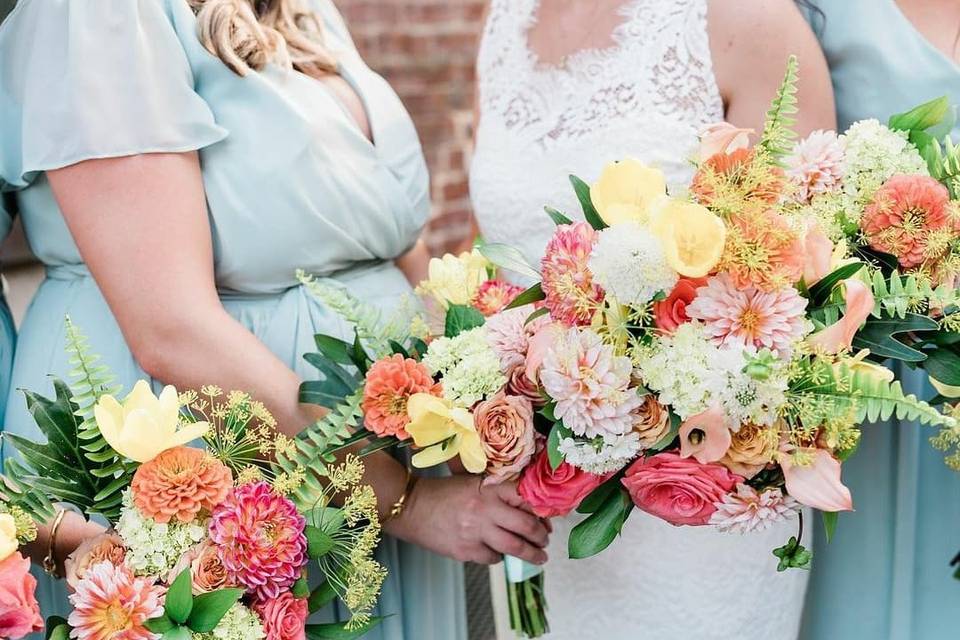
569;175;607;230
544;206;573;226
352;332;371;376
822;511;838;543
445;304;486;338
568;488;633;559
649;413;682;453
921;347;960;386
44;617;69;640
313;335;355;365
888;96;950;132
303;354;361;391
772;536;813;572
388;341;410;358
186;588;244;633
165;569;194;624
305;618;384;639
144;615;175;634
292;574;311;599
505;283;545;310
357;436;399;457
576;475;622;515
305;525;336;558
299;379;355;410
478;243;541;280
162;627;193;640
308;579;339;613
807;262;864;306
546;423;566;471
524;307;549;326
851;312;939;362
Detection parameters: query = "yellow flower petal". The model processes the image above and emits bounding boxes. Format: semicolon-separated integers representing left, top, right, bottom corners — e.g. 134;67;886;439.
123;380;159;417
93;395;123;445
113;409;163;462
931;377;960;399
591;159;667;226
412;443;458;469
157;385;182;436
650;199;726;277
0;514;18;562
407;411;455;448
457;430;488;474
165;420;211;450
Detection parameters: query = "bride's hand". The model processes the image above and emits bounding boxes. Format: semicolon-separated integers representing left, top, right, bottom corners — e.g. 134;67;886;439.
385;474;550;565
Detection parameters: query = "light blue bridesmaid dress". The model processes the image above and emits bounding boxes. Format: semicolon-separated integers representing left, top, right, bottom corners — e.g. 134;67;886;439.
801;2;960;638
0;1;465;638
0;204;15;430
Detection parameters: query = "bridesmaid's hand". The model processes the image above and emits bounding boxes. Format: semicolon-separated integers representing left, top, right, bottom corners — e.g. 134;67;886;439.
385;474;550;566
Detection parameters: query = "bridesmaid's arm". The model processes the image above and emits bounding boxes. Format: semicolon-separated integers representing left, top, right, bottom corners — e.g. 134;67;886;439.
396;238;431;286
708;0;837;135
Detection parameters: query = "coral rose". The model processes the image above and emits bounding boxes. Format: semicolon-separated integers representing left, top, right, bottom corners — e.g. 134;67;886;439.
254;591;308;640
632;395;672;447
65;532;126;590
474;392;537;483
0;552;43;639
622;452;742;526
132;446;233;524
518;449;611;518
719;423;778;479
362;354;441;439
653;277;708;334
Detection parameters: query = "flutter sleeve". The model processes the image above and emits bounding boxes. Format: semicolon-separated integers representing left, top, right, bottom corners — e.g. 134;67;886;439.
0;0;228;189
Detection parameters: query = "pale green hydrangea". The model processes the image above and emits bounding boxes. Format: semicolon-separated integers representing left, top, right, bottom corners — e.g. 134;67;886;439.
423;327;506;407
192;603;265;640
841;119;928;203
116;490;207;578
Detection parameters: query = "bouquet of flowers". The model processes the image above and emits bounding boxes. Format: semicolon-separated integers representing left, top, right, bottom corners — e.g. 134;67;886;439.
0;319;386;640
298;57;960;638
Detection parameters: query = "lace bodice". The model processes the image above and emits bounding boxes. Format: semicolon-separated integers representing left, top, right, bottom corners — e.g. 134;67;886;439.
470;2;809;638
470;0;724;273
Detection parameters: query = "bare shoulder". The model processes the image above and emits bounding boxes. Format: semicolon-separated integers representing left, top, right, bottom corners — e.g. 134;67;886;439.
706;0;835;134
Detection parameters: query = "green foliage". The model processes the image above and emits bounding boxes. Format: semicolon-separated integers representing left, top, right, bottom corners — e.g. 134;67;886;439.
568;488;633;559
920;134;960;197
759;55;800;161
546;422;569;471
773;536;812;572
865;269;960;320
305;618;384;639
822;511;839;543
544;206;573;226
505;283;545;310
478;243;541;281
852;311;938;362
888;96;950;133
165;569;194;624
146;571;242;637
444;304;486;338
569;174;607;230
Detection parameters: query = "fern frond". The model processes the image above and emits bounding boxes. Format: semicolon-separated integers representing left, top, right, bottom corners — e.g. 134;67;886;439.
864;269;960;320
64;316;121;441
759;55;800;161
920;134;960;197
850;367;953;426
297;271;414;358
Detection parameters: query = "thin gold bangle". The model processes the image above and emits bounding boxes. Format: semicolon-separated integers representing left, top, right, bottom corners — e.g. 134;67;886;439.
384;467;418;523
42;509;68;578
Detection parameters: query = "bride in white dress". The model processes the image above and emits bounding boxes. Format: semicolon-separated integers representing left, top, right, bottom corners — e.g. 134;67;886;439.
469;1;835;638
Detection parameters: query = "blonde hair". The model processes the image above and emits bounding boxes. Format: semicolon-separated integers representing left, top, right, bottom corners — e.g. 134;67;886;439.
189;0;337;76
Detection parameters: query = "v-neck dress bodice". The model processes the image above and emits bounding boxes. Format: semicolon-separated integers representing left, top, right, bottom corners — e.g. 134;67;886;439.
0;2;464;638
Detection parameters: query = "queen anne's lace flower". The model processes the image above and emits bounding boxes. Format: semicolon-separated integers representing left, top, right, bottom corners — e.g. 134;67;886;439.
116;490;207;577
841;119;928;202
588;222;678;307
786;129;846;202
423;327;507;407
541;328;644;440
558;432;642;474
709;484;800;533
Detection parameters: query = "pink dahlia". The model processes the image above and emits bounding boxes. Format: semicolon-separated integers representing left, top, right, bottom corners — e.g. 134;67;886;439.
862;174;959;268
686;273;807;357
540;222;604;326
785;129;846;202
709;484;799;533
68;561;164;640
484;306;549;372
210;482;307;601
472;280;524;316
540;327;643;440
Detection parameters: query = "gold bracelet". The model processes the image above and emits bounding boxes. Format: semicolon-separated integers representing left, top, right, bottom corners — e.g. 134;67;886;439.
42;509;68;578
384;468;418;523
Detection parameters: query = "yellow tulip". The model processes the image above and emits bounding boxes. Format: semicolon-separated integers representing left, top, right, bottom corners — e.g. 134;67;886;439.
0;514;18;562
405;393;487;474
94;380;209;463
590;159;667;226
649;198;727;277
416;250;490;308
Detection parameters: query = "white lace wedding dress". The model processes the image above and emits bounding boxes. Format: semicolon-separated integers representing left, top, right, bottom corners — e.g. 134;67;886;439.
470;1;809;638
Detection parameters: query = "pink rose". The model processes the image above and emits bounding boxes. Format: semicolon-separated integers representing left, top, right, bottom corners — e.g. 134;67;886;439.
254;591;308;640
622;452;742;526
518;449;611;518
506;365;546;407
0;552;43;639
653;277;708;334
474;392;537;484
65;532;126;590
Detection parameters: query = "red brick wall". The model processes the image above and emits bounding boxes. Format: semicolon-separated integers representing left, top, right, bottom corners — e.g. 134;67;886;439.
338;0;486;255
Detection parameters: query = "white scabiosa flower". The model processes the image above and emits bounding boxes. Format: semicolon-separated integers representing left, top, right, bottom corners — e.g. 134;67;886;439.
558;432;642;474
423;327;507;407
588;222;678;307
116;490;207;578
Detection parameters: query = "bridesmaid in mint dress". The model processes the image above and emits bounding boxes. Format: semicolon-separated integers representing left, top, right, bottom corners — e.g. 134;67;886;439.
801;1;960;638
0;1;549;637
0;205;15;430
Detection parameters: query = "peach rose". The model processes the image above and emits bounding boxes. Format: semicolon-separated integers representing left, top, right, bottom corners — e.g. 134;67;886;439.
506;365;546;407
622;452;742;526
254;591;308;640
632;396;671;447
719;423;777;478
0;552;43;639
518;449;611;518
653;277;708;334
474;392;537;483
65;532;126;590
168;541;232;594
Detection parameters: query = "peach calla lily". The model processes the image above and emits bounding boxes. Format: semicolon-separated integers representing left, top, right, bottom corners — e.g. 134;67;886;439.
94;381;208;463
699;122;753;159
807;279;875;354
780;448;853;512
802;224;834;286
406;393;487;473
679;404;732;464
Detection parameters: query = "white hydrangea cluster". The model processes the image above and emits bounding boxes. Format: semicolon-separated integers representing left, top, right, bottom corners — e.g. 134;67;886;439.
116;490;207;578
559;432;642;474
588;222;678;307
637;323;787;425
192;603;265;640
422;327;507;407
840;119;928;202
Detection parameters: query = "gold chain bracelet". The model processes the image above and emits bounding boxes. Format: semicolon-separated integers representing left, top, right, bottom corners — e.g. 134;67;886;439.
42;509;67;579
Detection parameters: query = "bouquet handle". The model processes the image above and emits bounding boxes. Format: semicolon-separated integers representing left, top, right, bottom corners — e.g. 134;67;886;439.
503;555;549;638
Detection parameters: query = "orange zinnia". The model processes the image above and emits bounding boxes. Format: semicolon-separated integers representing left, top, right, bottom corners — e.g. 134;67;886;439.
131;446;232;523
362;354;442;439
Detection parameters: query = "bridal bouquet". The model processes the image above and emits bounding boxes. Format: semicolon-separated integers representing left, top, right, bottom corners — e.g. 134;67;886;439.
0;320;386;640
298;58;960;637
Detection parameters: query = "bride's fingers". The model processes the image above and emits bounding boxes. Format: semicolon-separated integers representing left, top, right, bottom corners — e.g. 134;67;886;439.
485;527;548;565
492;502;550;548
491;480;538;514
